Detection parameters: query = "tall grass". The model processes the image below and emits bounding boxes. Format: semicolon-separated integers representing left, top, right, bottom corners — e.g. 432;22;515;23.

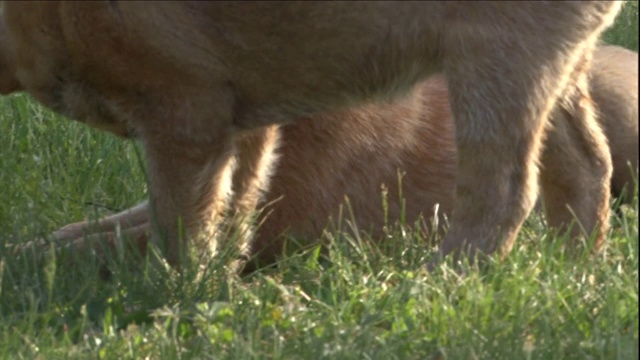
0;4;638;359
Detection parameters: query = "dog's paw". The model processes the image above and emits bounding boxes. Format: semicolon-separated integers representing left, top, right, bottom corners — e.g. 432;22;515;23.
10;238;44;252
50;222;88;243
9;222;87;256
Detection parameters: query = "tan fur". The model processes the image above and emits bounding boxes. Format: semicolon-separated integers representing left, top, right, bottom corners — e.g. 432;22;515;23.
591;46;638;203
540;45;638;239
34;46;637;269
1;2;622;267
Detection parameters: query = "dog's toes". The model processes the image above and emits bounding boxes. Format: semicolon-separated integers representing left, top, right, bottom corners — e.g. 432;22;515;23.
10;238;49;256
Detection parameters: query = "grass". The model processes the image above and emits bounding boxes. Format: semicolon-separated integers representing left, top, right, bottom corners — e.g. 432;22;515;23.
0;4;638;359
602;0;639;52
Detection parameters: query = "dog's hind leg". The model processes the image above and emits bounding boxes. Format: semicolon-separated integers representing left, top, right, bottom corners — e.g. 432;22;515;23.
540;64;613;249
434;3;618;264
227;125;281;266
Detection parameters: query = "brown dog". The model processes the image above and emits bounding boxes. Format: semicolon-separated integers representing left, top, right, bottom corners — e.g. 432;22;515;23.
1;2;622;267
37;45;638;269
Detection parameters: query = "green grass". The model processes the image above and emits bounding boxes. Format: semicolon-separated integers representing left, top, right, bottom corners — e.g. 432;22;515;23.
603;1;639;51
0;4;638;360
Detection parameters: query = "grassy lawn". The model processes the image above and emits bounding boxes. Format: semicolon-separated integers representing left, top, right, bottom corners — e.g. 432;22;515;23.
0;3;638;359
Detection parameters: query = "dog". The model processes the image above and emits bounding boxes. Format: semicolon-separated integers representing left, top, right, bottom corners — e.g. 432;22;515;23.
31;45;638;270
0;2;622;267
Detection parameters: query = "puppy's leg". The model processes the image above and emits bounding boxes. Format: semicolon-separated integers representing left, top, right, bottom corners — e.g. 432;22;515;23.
437;28;612;263
138;89;240;268
14;202;149;256
229;125;281;263
439;65;546;262
51;201;149;243
540;68;612;249
142;133;236;268
64;223;150;259
590;46;639;205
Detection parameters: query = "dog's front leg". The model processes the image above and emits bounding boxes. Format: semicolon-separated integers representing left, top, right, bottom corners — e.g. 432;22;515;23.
135;87;240;269
14;201;150;257
51;201;150;243
142;131;236;268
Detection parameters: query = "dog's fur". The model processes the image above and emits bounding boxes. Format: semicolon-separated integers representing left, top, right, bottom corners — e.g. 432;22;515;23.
541;45;639;229
590;46;638;203
1;2;622;267
35;45;638;269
